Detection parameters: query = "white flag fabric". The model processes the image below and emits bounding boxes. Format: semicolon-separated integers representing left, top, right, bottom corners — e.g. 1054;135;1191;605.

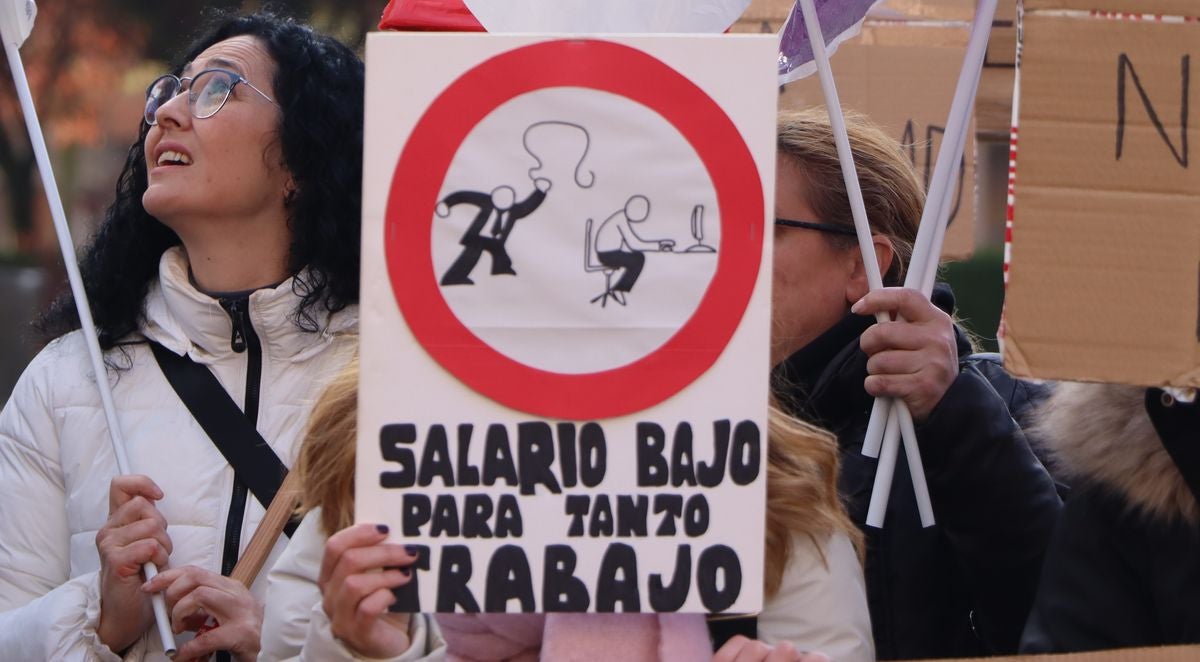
0;0;35;48
462;0;751;33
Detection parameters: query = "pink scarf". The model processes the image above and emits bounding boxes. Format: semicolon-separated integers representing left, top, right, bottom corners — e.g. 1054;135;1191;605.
436;613;713;662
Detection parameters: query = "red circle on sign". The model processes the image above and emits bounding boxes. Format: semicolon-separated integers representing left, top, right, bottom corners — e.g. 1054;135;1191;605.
385;39;763;420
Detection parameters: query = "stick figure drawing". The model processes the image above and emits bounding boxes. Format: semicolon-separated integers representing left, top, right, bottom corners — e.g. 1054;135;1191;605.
436;121;594;286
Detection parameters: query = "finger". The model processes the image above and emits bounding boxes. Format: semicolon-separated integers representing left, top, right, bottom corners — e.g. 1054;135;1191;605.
100;517;173;558
341;569;412;603
174;577;255;628
859;318;939;356
328;570;412;638
713;635;752;662
173;624;238;662
765;641;800;662
108;475;164;512
355;586;399;623
319;524;391;588
107;539;170;578
105;493;170;531
141;565;190;594
332;545;418;586
733;639;774;662
851;287;942;323
172;585;239;630
152;568;206;609
863;373;920;401
864;349;924;378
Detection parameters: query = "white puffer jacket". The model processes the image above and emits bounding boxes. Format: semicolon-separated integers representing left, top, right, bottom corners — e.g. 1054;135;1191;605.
0;247;357;661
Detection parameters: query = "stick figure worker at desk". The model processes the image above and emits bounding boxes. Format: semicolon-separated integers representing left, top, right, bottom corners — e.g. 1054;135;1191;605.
593;195;675;303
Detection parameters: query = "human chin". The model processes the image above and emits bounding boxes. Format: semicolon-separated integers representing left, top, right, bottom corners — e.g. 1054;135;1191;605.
141;184;185;223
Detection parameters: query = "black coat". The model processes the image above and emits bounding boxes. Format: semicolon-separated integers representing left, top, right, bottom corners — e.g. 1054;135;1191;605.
1021;387;1200;653
773;286;1062;660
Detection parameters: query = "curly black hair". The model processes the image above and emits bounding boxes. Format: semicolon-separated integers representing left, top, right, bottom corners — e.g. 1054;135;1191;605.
38;10;364;349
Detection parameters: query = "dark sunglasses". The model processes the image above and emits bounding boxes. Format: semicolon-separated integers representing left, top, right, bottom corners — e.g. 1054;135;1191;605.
774;217;858;237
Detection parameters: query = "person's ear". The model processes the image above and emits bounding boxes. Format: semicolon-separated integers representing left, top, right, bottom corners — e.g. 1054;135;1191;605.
283;178;299;206
845;235;896;304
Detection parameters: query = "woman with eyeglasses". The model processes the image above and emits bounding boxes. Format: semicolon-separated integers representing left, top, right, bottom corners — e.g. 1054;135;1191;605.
767;108;1061;660
0;11;362;661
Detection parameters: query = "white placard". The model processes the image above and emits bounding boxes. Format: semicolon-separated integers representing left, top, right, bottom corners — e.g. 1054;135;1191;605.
358;33;777;614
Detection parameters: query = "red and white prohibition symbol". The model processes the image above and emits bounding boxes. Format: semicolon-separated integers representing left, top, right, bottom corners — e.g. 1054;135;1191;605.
386;39;763;420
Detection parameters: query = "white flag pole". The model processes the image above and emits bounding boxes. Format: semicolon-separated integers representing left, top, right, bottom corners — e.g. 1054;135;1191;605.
864;0;997;529
795;0;936;527
1;6;177;656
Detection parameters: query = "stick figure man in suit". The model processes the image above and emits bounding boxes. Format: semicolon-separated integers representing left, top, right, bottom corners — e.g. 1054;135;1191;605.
437;177;552;286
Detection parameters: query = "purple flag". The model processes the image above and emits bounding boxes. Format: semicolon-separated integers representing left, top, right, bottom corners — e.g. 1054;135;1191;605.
778;0;883;84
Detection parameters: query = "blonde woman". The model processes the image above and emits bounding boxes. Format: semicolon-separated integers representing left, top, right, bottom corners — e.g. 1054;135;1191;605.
258;360;871;661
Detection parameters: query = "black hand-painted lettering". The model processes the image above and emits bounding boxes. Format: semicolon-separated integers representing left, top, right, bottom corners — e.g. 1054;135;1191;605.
418;425;455;487
517;422;562;495
456;424;481;486
589;494;615;537
485;545;535;612
648;545;691;611
595;543;641;613
543;545;591;611
1116;53;1189;167
616;494;649;537
402;494;431;537
637;423;669;486
697;420;730;487
670;422;698;487
436;545;480;613
697;545;742;613
565;494;589;537
483;424;519;486
653;494;683;536
379;423;417;488
729;420;761;485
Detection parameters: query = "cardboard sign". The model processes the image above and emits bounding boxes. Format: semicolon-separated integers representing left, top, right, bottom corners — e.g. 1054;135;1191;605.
779;22;978;259
357;33;776;613
1003;4;1200;387
919;644;1200;662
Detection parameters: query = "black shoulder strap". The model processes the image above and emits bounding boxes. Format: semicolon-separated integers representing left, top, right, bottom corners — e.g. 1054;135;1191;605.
150;342;296;537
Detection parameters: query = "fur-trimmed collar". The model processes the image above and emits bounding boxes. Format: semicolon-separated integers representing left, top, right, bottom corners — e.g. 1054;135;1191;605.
1035;382;1198;525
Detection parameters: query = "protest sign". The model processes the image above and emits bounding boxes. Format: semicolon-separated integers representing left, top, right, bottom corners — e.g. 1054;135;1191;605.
1003;2;1200;387
920;644;1200;662
780;21;978;259
357;33;776;613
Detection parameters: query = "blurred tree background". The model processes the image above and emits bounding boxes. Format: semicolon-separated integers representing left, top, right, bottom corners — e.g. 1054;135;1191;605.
0;1;384;399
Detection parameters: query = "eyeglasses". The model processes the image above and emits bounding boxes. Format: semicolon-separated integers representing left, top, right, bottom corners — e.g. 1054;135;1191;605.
144;68;276;126
774;217;858;237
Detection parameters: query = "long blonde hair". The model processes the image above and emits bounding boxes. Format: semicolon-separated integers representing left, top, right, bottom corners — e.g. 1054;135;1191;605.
296;361;860;600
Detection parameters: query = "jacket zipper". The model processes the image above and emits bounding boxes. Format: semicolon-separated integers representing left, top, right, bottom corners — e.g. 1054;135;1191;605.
217;296;263;577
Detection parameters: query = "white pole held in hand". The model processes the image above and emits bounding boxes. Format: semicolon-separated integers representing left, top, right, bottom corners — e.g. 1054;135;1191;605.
0;4;177;656
862;0;998;529
796;0;936;528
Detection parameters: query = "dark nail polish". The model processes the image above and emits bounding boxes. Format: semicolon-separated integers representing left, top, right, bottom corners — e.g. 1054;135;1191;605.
375;524;389;534
400;568;411;577
405;545;420;556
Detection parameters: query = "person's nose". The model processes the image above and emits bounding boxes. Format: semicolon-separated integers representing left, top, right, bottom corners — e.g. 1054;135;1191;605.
153;89;191;129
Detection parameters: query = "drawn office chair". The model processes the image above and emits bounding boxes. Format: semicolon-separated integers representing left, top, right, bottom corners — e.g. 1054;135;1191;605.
584;218;622;307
